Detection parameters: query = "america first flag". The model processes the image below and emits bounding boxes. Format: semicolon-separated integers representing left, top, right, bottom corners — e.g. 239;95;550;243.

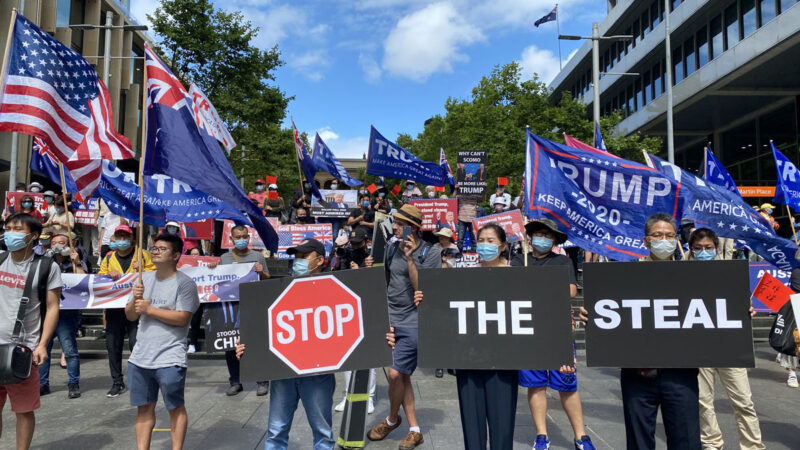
0;14;133;171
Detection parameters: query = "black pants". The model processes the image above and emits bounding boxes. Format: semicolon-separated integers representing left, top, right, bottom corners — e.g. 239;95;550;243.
456;369;518;450
188;304;204;347
105;309;138;384
225;349;240;385
620;368;702;450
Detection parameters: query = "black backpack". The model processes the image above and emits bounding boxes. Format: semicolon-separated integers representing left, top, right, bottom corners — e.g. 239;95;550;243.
769;301;798;356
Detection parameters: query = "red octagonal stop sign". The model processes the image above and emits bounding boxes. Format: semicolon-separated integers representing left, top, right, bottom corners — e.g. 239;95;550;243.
268;275;364;374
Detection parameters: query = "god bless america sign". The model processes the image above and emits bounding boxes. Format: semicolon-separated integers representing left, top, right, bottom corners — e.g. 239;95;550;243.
583;260;754;368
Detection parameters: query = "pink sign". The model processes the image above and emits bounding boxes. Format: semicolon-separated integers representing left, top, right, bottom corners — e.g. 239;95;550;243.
472;209;526;243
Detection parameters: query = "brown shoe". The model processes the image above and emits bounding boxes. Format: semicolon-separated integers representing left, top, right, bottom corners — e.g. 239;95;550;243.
368;416;402;441
399;431;424;450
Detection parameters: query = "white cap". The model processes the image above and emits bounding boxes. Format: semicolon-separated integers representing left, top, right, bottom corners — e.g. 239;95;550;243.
165;221;180;228
268;183;278;190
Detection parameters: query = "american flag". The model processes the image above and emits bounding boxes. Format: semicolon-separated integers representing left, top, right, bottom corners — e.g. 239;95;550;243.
33;136;99;201
89;273;138;308
277;228;333;253
0;13;133;164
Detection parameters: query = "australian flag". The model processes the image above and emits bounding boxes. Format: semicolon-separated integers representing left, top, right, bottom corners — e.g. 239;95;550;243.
30;137;79;196
140;43;278;252
535;6;557;27
312;133;363;187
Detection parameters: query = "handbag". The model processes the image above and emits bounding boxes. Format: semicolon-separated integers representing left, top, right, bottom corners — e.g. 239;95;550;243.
769;301;798;356
0;256;45;385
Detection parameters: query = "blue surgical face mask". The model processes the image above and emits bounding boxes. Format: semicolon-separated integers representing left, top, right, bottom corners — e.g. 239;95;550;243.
531;236;554;253
293;258;310;276
21;201;33;208
4;232;30;251
694;249;716;261
109;241;118;250
256;185;264;191
379;193;385;198
234;239;249;250
476;242;499;262
362;201;370;208
115;240;131;251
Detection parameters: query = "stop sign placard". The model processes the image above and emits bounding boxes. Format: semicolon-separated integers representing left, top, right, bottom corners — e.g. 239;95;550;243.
268;275;364;374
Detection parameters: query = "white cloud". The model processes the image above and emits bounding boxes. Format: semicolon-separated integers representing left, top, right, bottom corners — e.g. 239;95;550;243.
129;0;160;30
518;44;563;84
311;127;369;159
289;49;330;81
317;126;340;141
381;2;484;82
248;4;300;49
359;53;382;83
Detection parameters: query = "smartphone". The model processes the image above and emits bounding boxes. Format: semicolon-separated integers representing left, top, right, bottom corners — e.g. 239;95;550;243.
402;226;411;243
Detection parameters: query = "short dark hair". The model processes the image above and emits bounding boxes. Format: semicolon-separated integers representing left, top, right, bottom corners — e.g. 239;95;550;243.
688;228;719;249
5;213;43;237
154;233;183;255
644;212;677;236
477;222;508;243
230;225;248;235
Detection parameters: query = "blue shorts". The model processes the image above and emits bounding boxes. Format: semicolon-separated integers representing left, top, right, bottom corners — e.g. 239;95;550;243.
128;363;187;410
519;369;578;392
391;327;418;375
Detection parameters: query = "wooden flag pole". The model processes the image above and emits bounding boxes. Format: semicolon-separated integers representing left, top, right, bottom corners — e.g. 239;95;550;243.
137;64;148;283
57;162;77;273
787;205;799;245
0;9;17;91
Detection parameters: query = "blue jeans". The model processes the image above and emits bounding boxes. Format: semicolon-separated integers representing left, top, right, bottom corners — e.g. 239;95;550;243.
266;374;336;450
39;310;81;386
457;220;475;250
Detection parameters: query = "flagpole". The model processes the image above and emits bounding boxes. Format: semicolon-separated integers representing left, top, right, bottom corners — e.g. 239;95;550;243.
137;63;148;283
0;9;18;192
787;205;799;245
555;4;562;71
57;162;77;273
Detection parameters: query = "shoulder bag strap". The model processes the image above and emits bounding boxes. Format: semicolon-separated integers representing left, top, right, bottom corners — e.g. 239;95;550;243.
11;256;44;342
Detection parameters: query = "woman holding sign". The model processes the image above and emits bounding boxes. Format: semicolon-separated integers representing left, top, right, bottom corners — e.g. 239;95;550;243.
414;223;519;450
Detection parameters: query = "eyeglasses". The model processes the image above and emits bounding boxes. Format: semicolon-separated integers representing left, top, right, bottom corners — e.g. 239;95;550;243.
150;246;170;254
647;233;676;240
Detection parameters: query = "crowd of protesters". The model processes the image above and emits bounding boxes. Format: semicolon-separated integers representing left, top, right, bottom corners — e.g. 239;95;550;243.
0;176;789;450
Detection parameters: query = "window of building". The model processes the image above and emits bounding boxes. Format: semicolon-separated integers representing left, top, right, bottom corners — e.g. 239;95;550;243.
742;0;757;37
710;15;723;59
634;79;642;111
643;70;652;105
697;26;709;68
626;85;635;115
725;3;740;49
722;121;757;174
759;0;777;25
651;2;661;28
641;10;650;38
673;46;683;84
56;0;71;27
625;27;632;54
619;92;627;116
632;19;640;47
671;0;683;11
779;0;797;14
760;103;798;163
684;36;696;77
653;61;663;98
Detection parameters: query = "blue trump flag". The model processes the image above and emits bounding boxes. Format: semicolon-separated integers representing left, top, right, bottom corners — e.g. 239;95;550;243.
367;126;445;186
98;161;245;227
703;147;739;195
292;119;323;200
772;142;800;211
140;43;278;252
524;130;682;261
311;133;363;187
647;153;799;271
594;122;607;151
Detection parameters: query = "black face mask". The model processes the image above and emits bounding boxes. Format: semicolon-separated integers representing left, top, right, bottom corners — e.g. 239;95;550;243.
353;246;367;257
297;216;310;223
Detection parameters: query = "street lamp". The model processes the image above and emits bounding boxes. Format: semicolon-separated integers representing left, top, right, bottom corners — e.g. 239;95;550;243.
70;11;148;85
559;23;633;144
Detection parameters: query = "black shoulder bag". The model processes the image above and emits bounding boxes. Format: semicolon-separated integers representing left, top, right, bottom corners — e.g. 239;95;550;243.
0;255;45;385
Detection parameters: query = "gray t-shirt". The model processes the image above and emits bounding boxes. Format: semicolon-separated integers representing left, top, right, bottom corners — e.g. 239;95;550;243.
385;241;441;328
128;271;200;369
0;253;61;348
220;249;268;273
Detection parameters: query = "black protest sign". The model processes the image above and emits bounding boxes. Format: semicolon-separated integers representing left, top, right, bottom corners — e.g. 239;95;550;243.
206;302;240;352
456;151;488;196
240;267;393;381
583;260;754;368
418;266;574;370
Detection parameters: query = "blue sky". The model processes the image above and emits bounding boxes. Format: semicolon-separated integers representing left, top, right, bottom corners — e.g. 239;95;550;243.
132;0;608;158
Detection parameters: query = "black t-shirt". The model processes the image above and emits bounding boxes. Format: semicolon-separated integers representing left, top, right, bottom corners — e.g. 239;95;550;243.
116;251;134;273
349;208;375;234
510;252;577;285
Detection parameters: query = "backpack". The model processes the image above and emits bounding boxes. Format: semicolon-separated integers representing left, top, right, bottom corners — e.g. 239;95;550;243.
769;301;798;356
0;251;53;329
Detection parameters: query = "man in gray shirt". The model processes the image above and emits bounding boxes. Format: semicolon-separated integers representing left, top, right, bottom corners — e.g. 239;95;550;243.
368;204;440;450
208;224;270;396
126;233;200;450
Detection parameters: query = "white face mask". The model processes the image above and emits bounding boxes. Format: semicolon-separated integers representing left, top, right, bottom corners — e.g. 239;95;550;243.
650;239;677;259
427;192;435;198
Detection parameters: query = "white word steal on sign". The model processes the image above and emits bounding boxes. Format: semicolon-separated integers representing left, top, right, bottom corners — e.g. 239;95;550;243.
450;301;534;335
593;298;742;329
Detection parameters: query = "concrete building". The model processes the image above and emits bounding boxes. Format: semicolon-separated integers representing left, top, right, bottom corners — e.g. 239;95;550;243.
0;0;149;191
550;0;800;213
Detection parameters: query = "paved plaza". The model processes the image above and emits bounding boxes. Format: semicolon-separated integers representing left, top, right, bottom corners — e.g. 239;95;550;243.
1;343;797;449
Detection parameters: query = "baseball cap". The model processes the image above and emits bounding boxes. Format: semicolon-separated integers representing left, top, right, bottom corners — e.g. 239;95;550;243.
165;221;180;228
287;238;326;257
43;190;55;197
268;183;278;190
114;224;133;235
256;179;265;184
349;228;369;243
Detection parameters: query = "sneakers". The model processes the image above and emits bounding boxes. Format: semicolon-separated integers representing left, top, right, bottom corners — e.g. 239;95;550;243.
39;384;51;396
226;383;244;396
187;344;196;354
575;435;596;450
368;398;375;414
334;397;347;412
107;383;127;398
399;431;424;450
256;381;270;396
368;416;402;441
788;373;799;388
533;434;551;450
68;383;81;399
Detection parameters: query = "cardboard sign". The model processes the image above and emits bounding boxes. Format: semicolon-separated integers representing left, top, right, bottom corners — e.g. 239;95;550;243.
4;192;46;217
177;255;220;268
752;272;794;313
447;252;480;268
206;302;240;352
184;219;213;240
472;210;526;243
749;262;791;311
456;151;487;196
239;267;393;380
583;260;755;368
418;266;574;370
311;189;357;218
408;199;459;231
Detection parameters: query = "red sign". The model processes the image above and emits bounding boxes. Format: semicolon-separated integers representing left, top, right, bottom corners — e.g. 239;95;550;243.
472;209;526;243
4;192;46;217
268;276;363;374
408;199;459;231
177;255;220;268
266;175;277;185
74;209;98;226
221;220;265;249
752;272;794;312
183;219;213;240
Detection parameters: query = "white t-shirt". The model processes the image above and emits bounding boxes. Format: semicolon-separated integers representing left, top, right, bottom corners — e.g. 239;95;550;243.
100;213;121;245
0;253;61;348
